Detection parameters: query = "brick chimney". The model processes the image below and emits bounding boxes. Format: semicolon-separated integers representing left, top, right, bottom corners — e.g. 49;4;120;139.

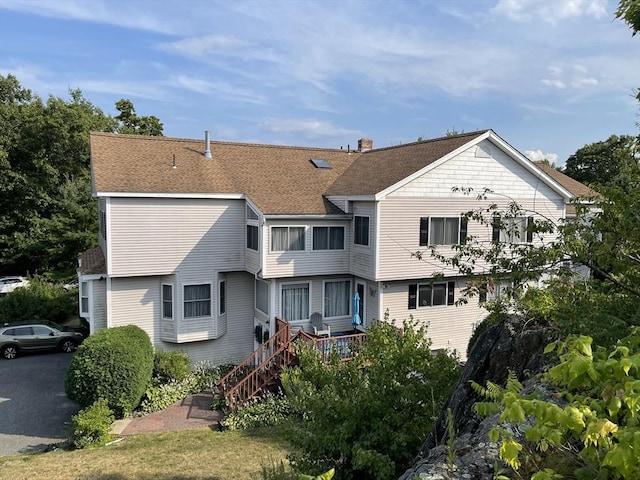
358;138;373;152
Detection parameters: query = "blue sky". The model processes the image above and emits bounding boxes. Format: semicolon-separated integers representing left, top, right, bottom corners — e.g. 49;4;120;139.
0;0;638;166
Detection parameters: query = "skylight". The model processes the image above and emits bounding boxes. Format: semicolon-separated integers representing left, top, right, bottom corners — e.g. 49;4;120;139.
310;158;332;169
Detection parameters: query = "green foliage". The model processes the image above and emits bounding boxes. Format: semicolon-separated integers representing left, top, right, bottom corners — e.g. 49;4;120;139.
281;319;461;480
114;99;164;136
0;276;76;323
65;325;154;418
153;350;191;383
253;459;334;480
616;0;640;35
474;329;640;479
69;398;115;449
222;393;295;430
139;374;200;414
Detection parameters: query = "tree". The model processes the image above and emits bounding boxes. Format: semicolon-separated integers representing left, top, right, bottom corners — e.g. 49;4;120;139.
616;0;640;35
563;134;635;187
281;320;460;480
115;99;163;136
0;74;163;276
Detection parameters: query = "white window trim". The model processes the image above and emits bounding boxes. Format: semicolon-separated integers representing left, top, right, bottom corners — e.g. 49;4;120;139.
354;215;370;247
255;278;270;315
420;216;464;246
322;278;352;320
162;283;174;320
312;226;346;251
417;281;453;309
80;281;90;316
499;217;530;244
218;280;227;316
182;282;213;320
270;226;307;252
279;280;311;323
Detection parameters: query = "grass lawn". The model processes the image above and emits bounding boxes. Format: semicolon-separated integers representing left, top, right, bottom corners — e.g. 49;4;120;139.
0;427;292;480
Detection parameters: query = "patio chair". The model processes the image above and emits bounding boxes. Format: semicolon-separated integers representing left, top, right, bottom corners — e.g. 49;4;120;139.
310;312;330;337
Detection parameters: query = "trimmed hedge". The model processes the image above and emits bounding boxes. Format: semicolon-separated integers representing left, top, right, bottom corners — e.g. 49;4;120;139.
0;276;76;323
65;325;154;418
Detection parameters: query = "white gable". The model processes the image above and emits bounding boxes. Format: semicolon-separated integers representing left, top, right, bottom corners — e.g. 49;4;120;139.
388;139;561;201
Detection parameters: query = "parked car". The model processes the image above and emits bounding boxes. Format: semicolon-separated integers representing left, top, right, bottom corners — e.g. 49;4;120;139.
0;323;84;360
0;276;30;295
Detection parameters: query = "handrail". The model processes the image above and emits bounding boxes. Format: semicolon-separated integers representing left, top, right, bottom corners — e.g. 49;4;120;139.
224;330;301;410
218;317;290;392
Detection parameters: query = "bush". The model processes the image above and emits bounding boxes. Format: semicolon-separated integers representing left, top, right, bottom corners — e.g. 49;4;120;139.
0;276;76;323
222;393;295;430
65;325;154;418
153;350;191;383
69;398;115;449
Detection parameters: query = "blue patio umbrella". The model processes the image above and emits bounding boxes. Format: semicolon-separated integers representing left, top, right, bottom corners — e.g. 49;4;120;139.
352;291;361;327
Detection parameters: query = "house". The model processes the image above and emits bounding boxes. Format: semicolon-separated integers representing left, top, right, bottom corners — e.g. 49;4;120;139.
79;129;578;363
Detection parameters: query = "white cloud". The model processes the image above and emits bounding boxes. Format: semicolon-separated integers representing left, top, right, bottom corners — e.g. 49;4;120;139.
571;77;598;88
524;150;558;164
170;75;267;105
159;35;251;58
542;78;567;89
492;0;607;22
259;118;360;140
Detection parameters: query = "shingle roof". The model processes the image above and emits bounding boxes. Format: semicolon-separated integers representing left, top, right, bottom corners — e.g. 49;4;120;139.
534;162;599;198
325;130;490;196
79;247;106;275
90;132;361;215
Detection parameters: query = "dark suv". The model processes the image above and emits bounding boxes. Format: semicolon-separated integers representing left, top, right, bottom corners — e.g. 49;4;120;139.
0;324;84;359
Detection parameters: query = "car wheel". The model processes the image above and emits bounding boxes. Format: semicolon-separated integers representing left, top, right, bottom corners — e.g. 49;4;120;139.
60;339;77;353
2;344;18;360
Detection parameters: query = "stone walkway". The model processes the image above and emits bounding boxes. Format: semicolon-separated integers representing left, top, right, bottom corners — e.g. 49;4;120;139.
112;392;223;436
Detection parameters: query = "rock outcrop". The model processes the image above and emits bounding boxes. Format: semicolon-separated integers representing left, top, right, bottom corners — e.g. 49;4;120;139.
399;318;555;480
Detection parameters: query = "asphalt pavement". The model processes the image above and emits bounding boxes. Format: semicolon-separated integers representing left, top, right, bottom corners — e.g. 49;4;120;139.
0;351;79;456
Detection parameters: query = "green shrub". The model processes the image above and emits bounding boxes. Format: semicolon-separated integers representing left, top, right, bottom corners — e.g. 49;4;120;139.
65;325;154;418
222;393;295;430
139;374;200;414
69;398;115;449
0;276;76;323
153;350;191;383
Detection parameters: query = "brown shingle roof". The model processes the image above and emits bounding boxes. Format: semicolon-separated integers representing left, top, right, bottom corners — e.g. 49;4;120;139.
90;132;361;215
325;130;490;196
79;247;106;275
534;162;598;198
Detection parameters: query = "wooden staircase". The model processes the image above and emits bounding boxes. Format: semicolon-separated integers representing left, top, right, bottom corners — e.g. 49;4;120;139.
217;318;367;411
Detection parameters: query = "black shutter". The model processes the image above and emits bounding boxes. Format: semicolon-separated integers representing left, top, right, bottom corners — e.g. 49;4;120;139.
419;217;429;246
447;281;455;305
526;217;534;243
460;217;468;243
492;216;501;242
408;284;417;309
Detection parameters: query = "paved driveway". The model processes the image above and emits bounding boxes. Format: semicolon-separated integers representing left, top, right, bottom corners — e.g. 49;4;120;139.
0;351;79;456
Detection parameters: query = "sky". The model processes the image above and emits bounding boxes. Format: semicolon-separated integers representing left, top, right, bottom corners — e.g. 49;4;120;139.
0;0;638;167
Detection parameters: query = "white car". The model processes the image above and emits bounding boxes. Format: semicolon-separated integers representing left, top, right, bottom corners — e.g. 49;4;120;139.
0;276;30;295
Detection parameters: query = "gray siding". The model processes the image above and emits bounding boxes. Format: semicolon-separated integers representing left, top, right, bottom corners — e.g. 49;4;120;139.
109;197;245;277
92;279;107;332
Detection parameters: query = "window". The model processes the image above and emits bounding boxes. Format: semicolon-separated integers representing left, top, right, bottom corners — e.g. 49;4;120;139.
271;227;305;251
80;281;89;314
354;216;369;246
33;326;52;335
162;284;173;319
408;281;455;309
281;283;309;321
247;225;259;250
246;205;259;220
419;217;468;246
324;280;350;318
184;284;211;318
256;279;269;314
219;280;226;315
99;210;106;240
493;217;533;243
313;226;345;250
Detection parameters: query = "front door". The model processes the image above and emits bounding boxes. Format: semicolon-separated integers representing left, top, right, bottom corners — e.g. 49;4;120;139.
356;282;365;328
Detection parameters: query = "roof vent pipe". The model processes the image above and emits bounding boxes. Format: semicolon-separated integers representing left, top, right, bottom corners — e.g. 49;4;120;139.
204;130;212;159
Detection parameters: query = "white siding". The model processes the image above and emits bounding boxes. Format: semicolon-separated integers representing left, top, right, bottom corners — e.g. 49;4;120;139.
109;197;244;277
382;278;488;361
92;279;107;332
109;272;255;365
389;139;560;200
350;202;376;279
378;196;563;280
264;219;351;278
